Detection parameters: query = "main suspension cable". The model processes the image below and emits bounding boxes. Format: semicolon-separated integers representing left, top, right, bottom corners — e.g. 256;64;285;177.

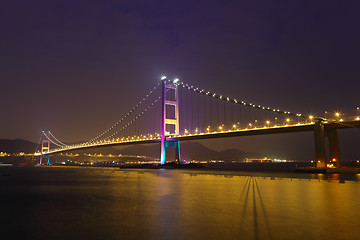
48;131;67;147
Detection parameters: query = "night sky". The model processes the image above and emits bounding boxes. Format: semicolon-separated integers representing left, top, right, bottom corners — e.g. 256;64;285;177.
1;0;359;159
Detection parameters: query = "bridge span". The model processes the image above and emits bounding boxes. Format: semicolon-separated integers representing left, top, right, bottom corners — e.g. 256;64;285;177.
36;77;360;168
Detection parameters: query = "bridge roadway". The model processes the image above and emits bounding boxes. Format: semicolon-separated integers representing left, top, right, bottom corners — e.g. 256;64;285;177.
38;119;360;156
169;119;360;141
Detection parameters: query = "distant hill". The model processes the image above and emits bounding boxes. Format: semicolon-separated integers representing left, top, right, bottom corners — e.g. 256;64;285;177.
0;139;38;153
116;141;265;162
0;139;265;161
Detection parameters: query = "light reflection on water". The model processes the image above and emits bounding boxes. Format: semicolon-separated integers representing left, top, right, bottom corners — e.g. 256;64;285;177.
0;167;360;240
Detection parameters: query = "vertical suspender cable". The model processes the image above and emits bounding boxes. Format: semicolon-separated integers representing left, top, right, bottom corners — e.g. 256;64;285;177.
210;95;213;130
197;92;200;132
216;98;219;127
223;100;226;127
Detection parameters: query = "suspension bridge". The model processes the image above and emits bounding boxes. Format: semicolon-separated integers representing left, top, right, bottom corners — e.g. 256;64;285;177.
35;77;360;168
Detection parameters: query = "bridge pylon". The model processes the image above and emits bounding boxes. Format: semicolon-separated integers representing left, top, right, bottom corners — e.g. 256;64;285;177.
160;77;181;164
39;131;50;165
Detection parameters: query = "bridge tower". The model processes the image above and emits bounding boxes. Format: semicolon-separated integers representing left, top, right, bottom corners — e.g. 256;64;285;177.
160;77;181;164
39;132;50;165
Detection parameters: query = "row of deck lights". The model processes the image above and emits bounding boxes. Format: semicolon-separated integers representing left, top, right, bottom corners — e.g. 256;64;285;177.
324;109;360;122
178;110;360;136
182;121;314;135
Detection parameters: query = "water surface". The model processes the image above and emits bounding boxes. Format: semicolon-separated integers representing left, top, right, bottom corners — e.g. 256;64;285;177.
1;166;359;240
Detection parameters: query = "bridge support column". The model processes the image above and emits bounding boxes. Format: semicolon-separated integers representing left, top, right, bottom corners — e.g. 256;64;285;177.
161;140;181;164
160;138;166;165
175;141;181;163
314;121;327;168
40;155;50;165
160;77;181;164
327;128;341;167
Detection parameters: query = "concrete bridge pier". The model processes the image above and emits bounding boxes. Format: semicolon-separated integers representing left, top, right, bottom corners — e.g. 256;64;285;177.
314;122;327;168
327;128;341;167
314;121;341;168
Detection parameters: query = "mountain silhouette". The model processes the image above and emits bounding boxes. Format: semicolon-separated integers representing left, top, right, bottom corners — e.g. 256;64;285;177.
116;141;264;161
0;139;37;153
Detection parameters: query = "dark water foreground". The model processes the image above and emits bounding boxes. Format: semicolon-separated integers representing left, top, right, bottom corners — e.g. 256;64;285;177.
1;166;360;240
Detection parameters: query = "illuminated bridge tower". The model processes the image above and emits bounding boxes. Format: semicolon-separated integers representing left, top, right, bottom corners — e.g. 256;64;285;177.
39;132;50;165
160;77;181;165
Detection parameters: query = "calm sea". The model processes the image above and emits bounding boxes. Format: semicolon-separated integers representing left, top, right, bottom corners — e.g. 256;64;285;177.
1;166;360;240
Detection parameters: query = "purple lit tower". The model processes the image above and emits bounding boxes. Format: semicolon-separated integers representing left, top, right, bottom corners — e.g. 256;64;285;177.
160;76;181;164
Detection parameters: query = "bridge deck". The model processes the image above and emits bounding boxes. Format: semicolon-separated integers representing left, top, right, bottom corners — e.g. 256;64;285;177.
38;120;360;156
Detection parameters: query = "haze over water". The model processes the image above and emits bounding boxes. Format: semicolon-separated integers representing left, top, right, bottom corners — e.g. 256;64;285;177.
1;167;359;240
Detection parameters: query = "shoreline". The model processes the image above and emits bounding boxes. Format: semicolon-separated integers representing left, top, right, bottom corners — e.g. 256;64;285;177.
25;162;360;174
2;165;360;183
